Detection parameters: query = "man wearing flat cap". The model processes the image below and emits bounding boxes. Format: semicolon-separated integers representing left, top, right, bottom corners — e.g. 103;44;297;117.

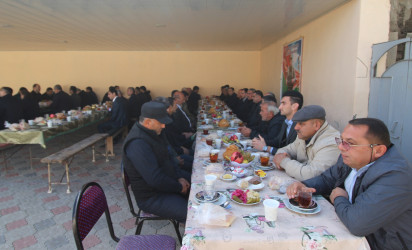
122;101;191;223
273;105;340;181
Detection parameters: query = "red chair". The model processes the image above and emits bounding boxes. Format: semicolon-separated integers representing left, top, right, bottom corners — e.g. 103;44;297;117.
72;182;176;250
121;163;183;243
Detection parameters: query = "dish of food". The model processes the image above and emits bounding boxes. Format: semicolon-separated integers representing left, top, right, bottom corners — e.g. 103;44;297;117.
288;198;318;212
230;189;262;205
254;169;267;178
236;176;265;191
255;163;276;171
220;173;237;181
195;191;221;203
230;167;248;178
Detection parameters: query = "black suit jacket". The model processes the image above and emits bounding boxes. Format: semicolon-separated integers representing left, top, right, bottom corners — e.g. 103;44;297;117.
110;97;128;128
270;121;297;155
127;94;140;119
250;113;285;143
0;94;23;129
171;106;193;134
51;91;72;113
247;102;261;130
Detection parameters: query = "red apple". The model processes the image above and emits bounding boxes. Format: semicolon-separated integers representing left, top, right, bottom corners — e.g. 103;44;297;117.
230;152;243;163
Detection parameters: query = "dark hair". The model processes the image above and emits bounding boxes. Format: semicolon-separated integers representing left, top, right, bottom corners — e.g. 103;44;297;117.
127;87;135;93
108;86;117;94
242;88;248;92
229;87;234;91
255;90;263;98
348;118;391;147
70;86;77;93
140;86;146;91
282;90;304;110
19;87;28;92
46;87;53;91
182;91;189;97
1;87;12;95
262;95;276;103
20;88;30;97
171;90;178;97
193;86;199;91
54;84;62;91
33;83;40;88
248;88;256;93
86;87;93;91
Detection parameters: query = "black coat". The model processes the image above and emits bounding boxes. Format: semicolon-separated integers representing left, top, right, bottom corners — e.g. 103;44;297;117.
127;94;140;119
250;113;285;142
41;93;54;101
247;101;262;130
270;121;298;155
71;93;82;109
0;94;23;129
187;92;201;115
110;97;128;128
171;107;193;134
30;91;42;103
51;91;72;113
21;95;40;120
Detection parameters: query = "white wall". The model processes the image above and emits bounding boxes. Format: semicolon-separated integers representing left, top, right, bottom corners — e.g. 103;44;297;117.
260;0;390;130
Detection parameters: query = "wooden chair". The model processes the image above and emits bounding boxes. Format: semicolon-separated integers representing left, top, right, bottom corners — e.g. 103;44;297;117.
72;182;176;250
121;163;182;243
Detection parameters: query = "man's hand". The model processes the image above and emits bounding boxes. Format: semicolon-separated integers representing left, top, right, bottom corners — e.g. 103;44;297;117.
241;127;251;137
181;147;190;155
182;132;193;139
252;135;266;151
176;156;184;166
330;187;349;204
273;153;290;170
286;182;316;199
178;178;190;194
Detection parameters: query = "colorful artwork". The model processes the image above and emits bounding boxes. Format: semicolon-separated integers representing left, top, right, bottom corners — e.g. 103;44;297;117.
243;214;275;234
282;38;303;92
182;227;205;250
300;226;337;250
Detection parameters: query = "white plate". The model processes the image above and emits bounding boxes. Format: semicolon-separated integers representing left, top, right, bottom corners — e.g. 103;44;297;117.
236;176;265;190
283;198;321;215
255;163;275;171
203;159;223;166
220;174;237;182
230;168;249;178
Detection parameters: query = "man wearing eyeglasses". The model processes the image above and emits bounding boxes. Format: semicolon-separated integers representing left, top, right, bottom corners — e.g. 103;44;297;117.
273;105;341;181
286;118;412;249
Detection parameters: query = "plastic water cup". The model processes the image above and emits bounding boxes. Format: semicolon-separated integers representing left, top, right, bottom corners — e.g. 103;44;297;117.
217;130;223;137
215;139;222;149
264;199;280;221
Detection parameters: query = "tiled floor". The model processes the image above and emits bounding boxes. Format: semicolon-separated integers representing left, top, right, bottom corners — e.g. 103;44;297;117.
0;125;183;249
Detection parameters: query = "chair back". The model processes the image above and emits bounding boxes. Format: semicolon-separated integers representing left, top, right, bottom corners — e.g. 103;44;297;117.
121;162;139;217
72;182;119;250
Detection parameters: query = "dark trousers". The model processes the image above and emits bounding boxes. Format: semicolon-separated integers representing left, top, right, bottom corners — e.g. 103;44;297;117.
138;193;188;223
98;121;119;135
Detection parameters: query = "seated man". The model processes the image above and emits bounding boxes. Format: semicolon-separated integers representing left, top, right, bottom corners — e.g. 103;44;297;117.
252;90;303;154
171;91;194;134
274;105;340;181
51;84;72;113
98;86;128;135
41;87;54;101
0;87;23;129
122;101;191;223
286;118;412;249
240;101;284;143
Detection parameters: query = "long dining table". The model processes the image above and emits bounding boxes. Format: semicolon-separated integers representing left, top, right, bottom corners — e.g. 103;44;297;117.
181;100;370;250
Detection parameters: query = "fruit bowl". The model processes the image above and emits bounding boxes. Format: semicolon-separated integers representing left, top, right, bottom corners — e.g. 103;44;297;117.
230;161;253;169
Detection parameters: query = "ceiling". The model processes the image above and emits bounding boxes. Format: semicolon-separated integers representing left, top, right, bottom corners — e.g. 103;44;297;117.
0;0;350;51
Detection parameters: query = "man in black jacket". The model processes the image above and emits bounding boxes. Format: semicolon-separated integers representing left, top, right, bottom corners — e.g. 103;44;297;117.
123;101;191;223
187;85;201;115
69;86;81;109
0;87;23;129
252;90;303;155
85;87;98;105
51;85;72;113
31;83;42;103
98;86;128;135
42;87;54;101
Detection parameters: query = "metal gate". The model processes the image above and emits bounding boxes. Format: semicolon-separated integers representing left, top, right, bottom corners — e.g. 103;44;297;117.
369;37;412;164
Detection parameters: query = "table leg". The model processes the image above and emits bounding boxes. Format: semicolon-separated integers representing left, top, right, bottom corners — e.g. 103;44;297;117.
47;163;52;193
106;137;114;157
65;163;71;194
92;145;96;162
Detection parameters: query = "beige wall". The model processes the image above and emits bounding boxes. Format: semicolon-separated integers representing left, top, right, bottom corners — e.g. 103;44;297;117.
0;51;260;100
260;0;390;131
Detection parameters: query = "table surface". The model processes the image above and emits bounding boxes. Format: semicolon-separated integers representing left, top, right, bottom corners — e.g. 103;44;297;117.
0;111;107;148
182;128;369;250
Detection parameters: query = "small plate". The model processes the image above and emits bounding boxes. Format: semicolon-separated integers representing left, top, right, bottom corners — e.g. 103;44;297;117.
203;159;222;166
255;163;275;171
289;198;318;212
230;168;248;178
236;176;265;191
284;198;321;215
220;174;237;181
195;191;221;203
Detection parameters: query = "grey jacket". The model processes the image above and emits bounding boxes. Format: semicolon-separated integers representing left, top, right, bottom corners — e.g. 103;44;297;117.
277;121;340;181
304;146;412;250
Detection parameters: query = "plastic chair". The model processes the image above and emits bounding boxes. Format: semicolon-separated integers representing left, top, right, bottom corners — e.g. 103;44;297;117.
72;182;176;250
121;163;183;243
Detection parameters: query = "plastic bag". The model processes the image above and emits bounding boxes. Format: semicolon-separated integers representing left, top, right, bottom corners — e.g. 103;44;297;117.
197;142;214;157
268;175;295;192
196;203;236;227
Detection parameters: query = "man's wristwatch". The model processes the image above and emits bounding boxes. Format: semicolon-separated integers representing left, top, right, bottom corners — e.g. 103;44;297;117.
263;146;268;152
